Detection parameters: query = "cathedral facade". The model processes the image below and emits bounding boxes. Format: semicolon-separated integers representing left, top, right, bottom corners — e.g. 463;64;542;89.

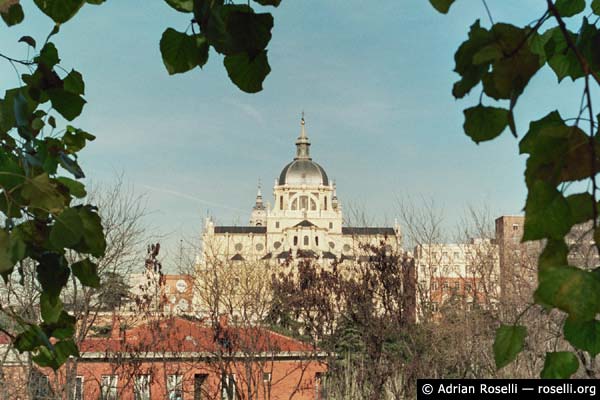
201;118;402;264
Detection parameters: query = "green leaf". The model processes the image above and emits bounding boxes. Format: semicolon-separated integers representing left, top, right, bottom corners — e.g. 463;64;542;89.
541;352;579;378
535;265;600;320
545;27;583;82
463;105;509;144
1;2;24;26
14;325;50;352
35;43;60;68
18;36;36;48
164;0;193;12
564;318;600;357
452;21;494;98
429;0;454;14
36;253;70;300
593;0;600;15
523;180;571;241
224;50;271;93
33;0;85;23
63;126;95;152
566;193;594;226
225;10;273;54
77;205;106;257
71;258;100;288
0;153;24;190
56;177;86;198
494;324;527;369
539;239;568;271
47;89;86;121
555;0;585;18
49;207;83;249
21;173;66;213
0;229;14;274
46;311;76;339
32;338;78;370
40;292;63;324
160;28;210;74
63;69;85;95
481;23;541;100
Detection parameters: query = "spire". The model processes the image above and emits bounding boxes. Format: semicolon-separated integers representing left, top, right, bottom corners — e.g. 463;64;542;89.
253;179;265;211
295;112;311;160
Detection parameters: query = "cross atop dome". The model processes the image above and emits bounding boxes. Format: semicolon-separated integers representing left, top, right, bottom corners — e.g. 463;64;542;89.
295;113;310;160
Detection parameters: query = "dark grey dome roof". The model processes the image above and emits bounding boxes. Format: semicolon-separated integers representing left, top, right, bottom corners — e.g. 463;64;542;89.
278;159;329;186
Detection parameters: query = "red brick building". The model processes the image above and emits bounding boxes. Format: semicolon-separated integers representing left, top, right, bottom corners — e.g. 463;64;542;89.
3;317;327;400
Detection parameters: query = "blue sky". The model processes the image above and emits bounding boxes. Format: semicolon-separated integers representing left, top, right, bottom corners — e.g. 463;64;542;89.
0;1;585;269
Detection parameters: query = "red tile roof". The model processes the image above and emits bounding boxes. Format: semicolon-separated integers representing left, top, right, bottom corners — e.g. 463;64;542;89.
80;317;316;356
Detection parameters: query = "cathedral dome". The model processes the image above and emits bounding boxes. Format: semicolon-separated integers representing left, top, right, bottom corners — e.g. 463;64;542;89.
277;117;329;187
278;159;329;186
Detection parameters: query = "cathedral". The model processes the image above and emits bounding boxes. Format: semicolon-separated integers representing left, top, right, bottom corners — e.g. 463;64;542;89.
201;117;402;263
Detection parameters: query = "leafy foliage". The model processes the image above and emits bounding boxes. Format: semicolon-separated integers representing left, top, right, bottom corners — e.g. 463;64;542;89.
430;0;600;373
541;351;579;378
493;324;527;369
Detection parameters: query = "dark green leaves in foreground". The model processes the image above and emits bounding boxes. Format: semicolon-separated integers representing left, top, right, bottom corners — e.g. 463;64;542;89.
159;1;275;92
494;325;527;369
429;0;455;14
160;28;209;74
224;51;271;93
0;35;106;370
463;105;508;143
564;319;600;357
541;352;579;378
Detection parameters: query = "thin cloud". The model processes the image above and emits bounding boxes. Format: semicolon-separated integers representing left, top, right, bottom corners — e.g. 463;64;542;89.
139;184;246;213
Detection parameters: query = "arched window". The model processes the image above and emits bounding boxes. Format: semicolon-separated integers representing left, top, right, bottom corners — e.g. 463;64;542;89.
300;196;308;210
303;236;309;246
280;196;283;210
293;236;298;246
324;196;327;210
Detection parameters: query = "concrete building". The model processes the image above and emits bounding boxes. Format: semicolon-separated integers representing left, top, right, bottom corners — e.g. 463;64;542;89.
414;239;499;319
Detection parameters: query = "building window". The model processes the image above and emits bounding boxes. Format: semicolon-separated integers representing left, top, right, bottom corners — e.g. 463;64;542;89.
453;252;459;258
194;374;208;400
324;197;328;210
442;281;449;290
304;236;309;246
315;237;319;246
512;223;519;231
291;198;298;210
31;372;51;399
101;375;118;400
167;375;183;400
134;375;150;400
310;198;317;210
221;373;236;400
279;196;283;210
329;222;333;229
431;302;439;312
275;222;280;228
465;282;473;292
293;236;298;246
73;376;84;400
454;281;460;290
431;280;438;291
